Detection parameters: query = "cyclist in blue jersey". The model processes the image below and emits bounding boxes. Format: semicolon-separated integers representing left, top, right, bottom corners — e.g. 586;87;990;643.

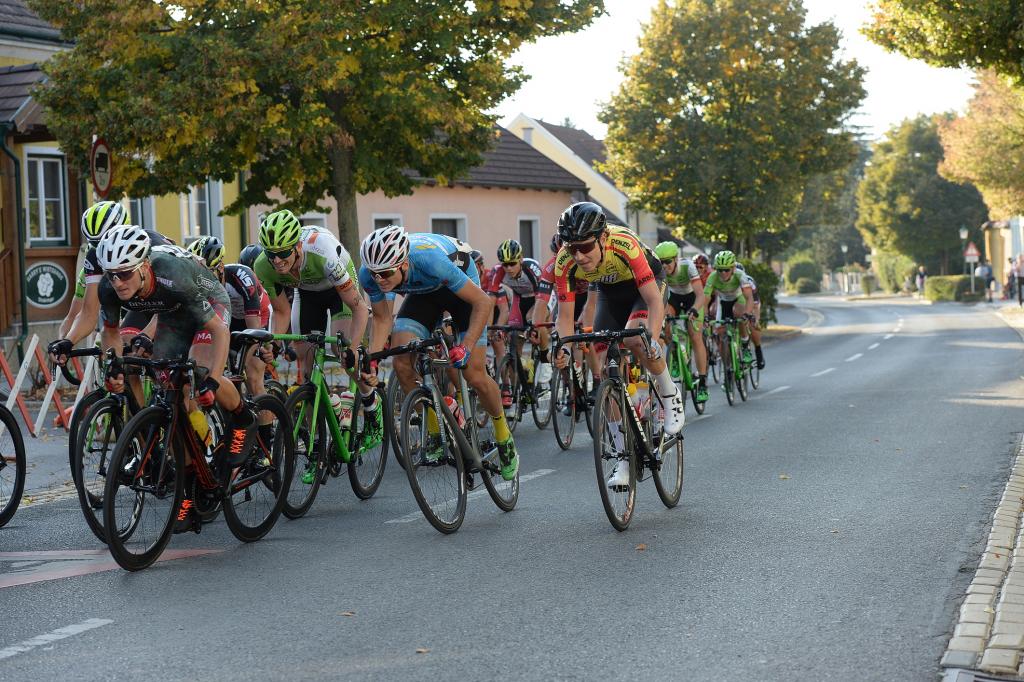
358;225;518;481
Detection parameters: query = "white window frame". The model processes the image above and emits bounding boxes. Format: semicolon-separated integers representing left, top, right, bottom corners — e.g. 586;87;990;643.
128;197;156;231
371;213;403;230
429;213;468;242
23;146;68;246
181;180;223;242
298;211;329;229
517;214;541;260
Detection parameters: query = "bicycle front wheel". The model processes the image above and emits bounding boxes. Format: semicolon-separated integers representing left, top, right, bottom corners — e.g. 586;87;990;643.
652;426;684;509
102;406;183;571
386;376;407;470
282;384;327;519
0;405;26;528
592;380;636;531
707;336;721;384
469;390;518;512
496;355;522;433
749;358;761;390
74;396;127;543
223;394;295;542
737;355;749;402
722;343;736;406
530;370;553;430
551;368;575;450
347;388;388;499
68;388;105;484
400;386;466;534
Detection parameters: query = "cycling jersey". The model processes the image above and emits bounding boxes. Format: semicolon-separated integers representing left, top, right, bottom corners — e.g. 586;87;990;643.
483;259;542;299
553;226;658;302
704;270;747;305
254;226;357;293
359;233;476;303
223;264;270;325
538;254;588;303
665;257;701;296
73;268;86;300
83;228;172;285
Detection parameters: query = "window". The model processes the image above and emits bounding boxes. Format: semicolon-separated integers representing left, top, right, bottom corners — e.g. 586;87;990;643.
429;214;467;241
184;181;223;241
518;217;540;259
373;214;403;230
299;212;327;229
128;198;155;231
27;154;67;244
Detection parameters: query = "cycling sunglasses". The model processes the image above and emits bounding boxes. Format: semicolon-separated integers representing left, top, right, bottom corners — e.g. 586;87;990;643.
106;265;141;282
265;248;294;261
716;267;734;273
370;266;400;280
566;239;599;256
501;260;521;268
660;259;675;266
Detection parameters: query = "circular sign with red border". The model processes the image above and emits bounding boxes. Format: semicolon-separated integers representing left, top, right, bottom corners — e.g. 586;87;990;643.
90;138;112;198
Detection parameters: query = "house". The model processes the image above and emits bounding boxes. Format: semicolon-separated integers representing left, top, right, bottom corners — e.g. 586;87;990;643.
244;127;589;266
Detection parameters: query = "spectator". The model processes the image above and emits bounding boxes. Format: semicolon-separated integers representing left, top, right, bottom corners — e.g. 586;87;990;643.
1006;258;1015;300
975;259;994;303
915;265;927;298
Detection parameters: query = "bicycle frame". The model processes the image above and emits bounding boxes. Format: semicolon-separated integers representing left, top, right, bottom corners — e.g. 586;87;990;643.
665;317;696;390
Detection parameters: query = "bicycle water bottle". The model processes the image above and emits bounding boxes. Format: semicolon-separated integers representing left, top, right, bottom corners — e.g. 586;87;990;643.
332;390;355;429
188;409;212;448
443;395;466;429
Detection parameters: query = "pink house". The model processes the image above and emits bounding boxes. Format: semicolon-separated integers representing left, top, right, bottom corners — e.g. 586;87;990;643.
245;127;588;268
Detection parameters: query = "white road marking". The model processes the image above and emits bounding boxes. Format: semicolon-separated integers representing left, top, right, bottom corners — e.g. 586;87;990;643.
766;386;790;395
869;343;880;350
884;334;894;340
385;468;557;524
845;353;863;362
810;368;835;377
0;619;113;661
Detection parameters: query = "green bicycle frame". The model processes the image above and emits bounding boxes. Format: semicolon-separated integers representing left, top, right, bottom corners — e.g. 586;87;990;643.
275;333;353;465
667;318;697;390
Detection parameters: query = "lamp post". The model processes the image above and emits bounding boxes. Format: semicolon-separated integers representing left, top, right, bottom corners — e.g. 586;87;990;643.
840;244;848;293
959;225;968;275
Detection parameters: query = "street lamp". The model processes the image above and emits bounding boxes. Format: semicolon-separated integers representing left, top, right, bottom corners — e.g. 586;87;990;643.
959;226;969;275
840;244;849;293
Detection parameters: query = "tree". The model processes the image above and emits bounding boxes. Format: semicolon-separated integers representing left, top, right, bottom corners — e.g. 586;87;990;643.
856;115;988;274
30;0;605;255
599;0;865;252
938;70;1024;219
865;1;1024;82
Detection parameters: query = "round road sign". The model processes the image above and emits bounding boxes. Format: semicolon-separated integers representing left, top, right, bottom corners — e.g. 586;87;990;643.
90;138;112;198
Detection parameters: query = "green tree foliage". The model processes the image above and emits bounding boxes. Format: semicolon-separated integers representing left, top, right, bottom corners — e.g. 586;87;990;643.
599;0;865;250
785;258;822;288
872;251;917;293
29;0;604;255
856;115;988;274
739;258;780;323
938;71;1024;219
865;1;1024;82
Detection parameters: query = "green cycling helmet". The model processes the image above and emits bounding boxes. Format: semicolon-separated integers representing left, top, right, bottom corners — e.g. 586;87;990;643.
714;250;736;269
186;235;224;269
81;201;129;245
654;241;679;261
497;239;523;263
259;209;302;251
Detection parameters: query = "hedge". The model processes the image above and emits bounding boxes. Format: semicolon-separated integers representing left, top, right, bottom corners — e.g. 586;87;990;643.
924;275;984;302
795;277;820;294
786;259;823;287
872;251;917;293
741;259;780;324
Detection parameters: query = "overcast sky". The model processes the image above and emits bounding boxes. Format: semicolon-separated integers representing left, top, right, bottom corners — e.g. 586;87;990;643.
494;0;975;140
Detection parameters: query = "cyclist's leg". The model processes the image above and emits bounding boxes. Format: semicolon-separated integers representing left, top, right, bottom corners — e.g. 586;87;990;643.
750;298;765;368
120;311;154;408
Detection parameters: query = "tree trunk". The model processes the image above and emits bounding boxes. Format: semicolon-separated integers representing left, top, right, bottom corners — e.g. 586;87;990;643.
327;138;360;260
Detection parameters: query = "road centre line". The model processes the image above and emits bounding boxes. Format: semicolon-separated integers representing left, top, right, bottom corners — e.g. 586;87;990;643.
385;468;557;524
884;334;895;340
869;343;880;350
766;386;790;395
0;618;113;661
810;368;835;377
845;353;863;362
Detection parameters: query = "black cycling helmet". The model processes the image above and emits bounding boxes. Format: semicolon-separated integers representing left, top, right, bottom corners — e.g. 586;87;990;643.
550;233;562;253
470;249;483;267
239;243;264;269
557;201;607;243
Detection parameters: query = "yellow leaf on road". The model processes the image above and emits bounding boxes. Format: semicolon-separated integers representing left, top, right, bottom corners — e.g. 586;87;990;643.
416;648;430;654
635;544;647;551
340;611;355;617
779;474;791;480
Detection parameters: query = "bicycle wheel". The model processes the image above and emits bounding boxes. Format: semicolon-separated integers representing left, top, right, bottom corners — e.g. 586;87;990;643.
282;384;327;519
102;406;183;571
496;355;522;433
722;343;735;406
222;394;295;542
469;389;518;512
737;349;749;402
400;386;466;534
386;376;407;470
581;360;596;436
347;388;388;499
651;393;683;508
551;368;575;450
73;396;127;543
531;367;554;430
68;388;105;483
0;405;26;528
592;380;636;531
749;358;761;390
707;335;721;384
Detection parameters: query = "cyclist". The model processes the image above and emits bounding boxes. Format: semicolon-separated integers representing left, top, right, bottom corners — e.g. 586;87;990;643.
484;239;549;405
186;236;278;444
58;245;89;339
358;225;519;481
740;269;765;369
58;202;173;349
704;250;760;367
252;209;369;386
693;253;711;286
551;202;684;489
655;241;709;403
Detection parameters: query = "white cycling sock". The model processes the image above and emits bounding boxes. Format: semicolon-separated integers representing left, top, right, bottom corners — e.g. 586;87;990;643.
654;366;676;398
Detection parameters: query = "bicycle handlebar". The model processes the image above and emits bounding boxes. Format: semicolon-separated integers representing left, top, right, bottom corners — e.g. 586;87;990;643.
53;347;102;385
555;327;649;347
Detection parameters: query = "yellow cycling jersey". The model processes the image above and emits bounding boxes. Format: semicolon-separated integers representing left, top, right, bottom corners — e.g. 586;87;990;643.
552;226;657;302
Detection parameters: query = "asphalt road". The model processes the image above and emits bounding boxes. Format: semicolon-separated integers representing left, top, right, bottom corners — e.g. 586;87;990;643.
1;297;1022;681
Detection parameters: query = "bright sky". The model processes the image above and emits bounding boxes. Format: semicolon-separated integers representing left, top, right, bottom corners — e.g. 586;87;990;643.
495;0;975;140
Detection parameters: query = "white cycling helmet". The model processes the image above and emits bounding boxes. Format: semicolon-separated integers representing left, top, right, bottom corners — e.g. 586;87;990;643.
361;225;409;271
97;225;151;272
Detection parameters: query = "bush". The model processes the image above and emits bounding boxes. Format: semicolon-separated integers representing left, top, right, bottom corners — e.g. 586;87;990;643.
872;251;917;293
786;259;823;287
924;275;976;302
861;273;877;296
741;258;780;324
795;277;820;294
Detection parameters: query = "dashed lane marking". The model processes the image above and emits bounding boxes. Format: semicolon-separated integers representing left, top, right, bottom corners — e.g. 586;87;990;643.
810;368;835;377
845;353;863;362
766;386;790;395
884;334;895;340
385;468;557;524
869;343;880;350
0;549;222;589
0;618;113;661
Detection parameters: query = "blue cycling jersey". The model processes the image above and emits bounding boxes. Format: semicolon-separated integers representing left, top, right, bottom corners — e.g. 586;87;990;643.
359;233;478;303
